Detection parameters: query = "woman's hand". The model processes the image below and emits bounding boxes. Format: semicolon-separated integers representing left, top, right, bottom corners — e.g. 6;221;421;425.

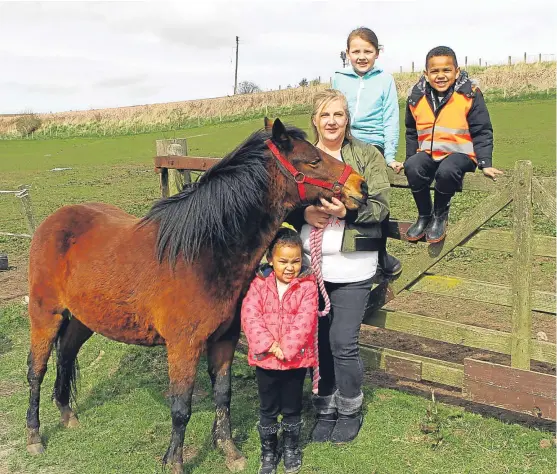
304;205;330;229
317;197;347;219
388;161;404;174
482;167;504;181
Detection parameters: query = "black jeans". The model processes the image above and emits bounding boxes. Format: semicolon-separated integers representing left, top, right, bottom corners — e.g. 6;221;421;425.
256;367;307;426
404;152;476;195
317;278;372;399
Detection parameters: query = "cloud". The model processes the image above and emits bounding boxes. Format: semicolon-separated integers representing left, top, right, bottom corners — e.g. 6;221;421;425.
94;74;149;89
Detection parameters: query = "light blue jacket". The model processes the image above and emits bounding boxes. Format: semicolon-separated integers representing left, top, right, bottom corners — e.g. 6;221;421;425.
332;66;399;164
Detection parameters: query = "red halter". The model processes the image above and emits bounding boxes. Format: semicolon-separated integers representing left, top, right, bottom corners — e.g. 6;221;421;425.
265;139;353;203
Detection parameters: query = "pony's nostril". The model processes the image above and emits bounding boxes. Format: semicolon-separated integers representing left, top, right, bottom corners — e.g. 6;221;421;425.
360;181;368;196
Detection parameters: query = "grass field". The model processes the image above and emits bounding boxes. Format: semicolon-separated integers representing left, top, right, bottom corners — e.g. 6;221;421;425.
1;304;555;474
0;98;555;473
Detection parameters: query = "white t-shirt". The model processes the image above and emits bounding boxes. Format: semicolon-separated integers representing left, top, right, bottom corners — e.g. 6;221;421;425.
300;217;378;283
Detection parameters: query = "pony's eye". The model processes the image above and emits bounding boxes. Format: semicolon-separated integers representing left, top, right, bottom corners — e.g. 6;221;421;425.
309;159;320;166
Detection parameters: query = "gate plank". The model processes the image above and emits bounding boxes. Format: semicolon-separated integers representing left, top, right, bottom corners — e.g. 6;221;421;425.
391;187;513;296
463;358;556;420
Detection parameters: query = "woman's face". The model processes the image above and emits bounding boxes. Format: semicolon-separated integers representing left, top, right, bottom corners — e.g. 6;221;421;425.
313;98;348;144
347;36;379;76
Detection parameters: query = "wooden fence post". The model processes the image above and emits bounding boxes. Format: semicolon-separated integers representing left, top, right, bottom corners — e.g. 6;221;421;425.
508;55;512;66
465;56;468;68
510;160;533;369
411;61;414;73
16;185;36;235
524;52;527;63
156;139;190;197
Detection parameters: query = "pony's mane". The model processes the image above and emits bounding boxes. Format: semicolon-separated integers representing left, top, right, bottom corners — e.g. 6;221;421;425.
142;126;307;266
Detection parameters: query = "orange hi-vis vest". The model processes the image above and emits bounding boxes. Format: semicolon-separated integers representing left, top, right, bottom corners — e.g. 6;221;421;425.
409;92;476;163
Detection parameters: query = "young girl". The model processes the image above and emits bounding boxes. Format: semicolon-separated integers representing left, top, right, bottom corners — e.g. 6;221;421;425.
332;26;401;277
241;228;318;474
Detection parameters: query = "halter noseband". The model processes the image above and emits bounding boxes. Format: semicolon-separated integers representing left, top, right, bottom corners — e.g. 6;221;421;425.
265;139;353;203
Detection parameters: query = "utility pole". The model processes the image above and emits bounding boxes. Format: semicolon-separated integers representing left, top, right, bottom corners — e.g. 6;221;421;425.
234;36;239;95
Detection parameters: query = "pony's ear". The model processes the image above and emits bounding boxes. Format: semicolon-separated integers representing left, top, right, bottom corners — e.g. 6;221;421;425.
271;118;288;143
264;117;274;131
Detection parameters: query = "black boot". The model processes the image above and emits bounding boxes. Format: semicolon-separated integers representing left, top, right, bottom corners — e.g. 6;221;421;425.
282;421;303;474
406;188;432;241
378;214;402;277
257;423;280;474
330;391;363;444
310;394;337;443
426;189;452;243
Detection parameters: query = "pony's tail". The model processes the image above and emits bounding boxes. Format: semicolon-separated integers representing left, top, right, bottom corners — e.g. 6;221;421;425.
52;317;80;409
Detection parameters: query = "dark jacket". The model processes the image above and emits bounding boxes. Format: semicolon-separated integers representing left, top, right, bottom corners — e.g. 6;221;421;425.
405;71;494;168
286;138;390;252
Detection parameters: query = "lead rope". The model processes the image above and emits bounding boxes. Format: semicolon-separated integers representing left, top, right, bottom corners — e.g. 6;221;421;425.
309;225;331;394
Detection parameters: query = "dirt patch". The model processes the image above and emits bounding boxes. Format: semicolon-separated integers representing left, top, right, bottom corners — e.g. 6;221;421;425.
0;255;28;303
0;381;24;398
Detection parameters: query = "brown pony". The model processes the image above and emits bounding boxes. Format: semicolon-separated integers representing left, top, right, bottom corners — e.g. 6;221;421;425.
25;118;367;472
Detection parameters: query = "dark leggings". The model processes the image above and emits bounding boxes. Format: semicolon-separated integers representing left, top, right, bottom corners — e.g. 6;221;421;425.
256;367;307;426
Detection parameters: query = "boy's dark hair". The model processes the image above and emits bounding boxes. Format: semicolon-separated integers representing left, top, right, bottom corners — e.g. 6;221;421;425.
347;27;380;51
266;227;302;260
425;46;458;69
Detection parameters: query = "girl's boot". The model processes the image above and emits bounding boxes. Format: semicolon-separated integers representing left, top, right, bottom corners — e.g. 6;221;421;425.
282;421;303;474
257;422;280;474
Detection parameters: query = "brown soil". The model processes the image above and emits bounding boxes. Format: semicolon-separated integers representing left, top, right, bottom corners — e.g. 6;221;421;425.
0;254;28;303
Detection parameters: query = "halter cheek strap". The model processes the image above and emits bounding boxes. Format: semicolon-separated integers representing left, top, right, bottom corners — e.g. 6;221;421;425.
265;139;353;202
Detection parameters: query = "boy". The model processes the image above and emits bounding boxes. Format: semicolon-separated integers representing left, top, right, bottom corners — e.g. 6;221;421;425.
404;46;503;243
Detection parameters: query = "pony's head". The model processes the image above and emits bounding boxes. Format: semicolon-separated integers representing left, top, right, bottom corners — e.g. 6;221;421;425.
264;117;367;209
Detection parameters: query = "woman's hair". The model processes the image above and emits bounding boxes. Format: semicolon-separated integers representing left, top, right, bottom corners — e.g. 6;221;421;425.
266;227;302;260
347;27;381;51
310;89;352;143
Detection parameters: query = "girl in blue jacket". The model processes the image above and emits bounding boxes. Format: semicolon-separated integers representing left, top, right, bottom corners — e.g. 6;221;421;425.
332;27;401;276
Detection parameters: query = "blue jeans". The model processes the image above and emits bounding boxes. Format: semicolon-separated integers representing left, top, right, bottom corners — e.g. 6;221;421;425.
317;278;373;399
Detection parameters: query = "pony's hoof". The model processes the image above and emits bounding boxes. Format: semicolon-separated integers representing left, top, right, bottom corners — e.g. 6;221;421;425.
226;455;247;472
27;443;45;455
171;462;183;474
65;415;80;428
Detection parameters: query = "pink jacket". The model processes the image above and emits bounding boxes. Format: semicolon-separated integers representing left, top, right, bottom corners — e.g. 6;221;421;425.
241;265;318;370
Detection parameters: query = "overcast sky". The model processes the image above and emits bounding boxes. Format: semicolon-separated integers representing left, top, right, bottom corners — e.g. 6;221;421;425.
0;0;555;114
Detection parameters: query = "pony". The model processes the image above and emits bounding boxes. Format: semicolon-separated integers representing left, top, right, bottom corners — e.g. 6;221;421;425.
25;118;367;473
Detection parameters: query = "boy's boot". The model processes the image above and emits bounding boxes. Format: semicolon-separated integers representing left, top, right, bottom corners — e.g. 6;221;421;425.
426;189;452;243
406;188;432;241
378;214;402;277
310;394;337;443
257;422;280;474
282;420;303;474
330;391;363;444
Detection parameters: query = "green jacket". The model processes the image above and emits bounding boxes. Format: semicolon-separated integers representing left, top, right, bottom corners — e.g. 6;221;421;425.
286;138;390;252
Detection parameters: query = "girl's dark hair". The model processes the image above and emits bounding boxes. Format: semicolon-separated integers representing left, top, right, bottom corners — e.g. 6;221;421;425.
266;227;302;260
426;46;458;69
347;27;380;51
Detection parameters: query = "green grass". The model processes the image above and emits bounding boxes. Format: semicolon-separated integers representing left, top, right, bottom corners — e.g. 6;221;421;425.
1;304;555;474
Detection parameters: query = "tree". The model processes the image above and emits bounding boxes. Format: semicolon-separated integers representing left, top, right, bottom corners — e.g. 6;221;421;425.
237;81;261;94
299;78;309;87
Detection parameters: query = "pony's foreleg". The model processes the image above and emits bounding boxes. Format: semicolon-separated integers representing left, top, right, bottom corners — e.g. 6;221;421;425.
207;317;246;472
26;307;64;455
52;317;93;428
163;339;202;474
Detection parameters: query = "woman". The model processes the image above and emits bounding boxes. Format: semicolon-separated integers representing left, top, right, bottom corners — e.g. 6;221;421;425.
286;89;390;444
